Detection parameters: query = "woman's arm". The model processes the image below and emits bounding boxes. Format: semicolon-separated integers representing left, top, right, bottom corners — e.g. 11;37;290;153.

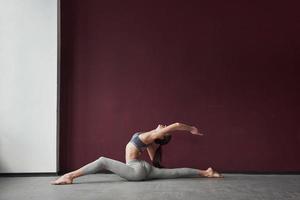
152;122;202;139
177;123;203;135
146;143;159;161
176;122;193;131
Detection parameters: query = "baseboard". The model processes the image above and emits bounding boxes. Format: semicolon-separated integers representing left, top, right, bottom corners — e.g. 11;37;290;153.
0;172;58;177
1;171;299;177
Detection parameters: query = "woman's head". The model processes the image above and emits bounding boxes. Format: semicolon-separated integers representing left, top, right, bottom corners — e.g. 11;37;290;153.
154;124;172;145
154;134;172;145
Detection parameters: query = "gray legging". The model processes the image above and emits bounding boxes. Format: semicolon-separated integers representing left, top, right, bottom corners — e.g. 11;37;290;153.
80;156;200;181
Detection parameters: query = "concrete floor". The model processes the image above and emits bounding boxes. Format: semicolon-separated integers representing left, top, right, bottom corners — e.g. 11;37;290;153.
0;174;299;200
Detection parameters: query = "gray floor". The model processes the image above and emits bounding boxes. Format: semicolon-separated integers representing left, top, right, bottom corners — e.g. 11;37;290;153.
0;174;300;200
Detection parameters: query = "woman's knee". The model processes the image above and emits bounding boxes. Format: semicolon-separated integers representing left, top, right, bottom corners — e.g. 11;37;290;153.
96;156;108;166
98;156;106;161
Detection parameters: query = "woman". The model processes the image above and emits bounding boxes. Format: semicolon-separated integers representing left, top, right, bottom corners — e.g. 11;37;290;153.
51;122;223;185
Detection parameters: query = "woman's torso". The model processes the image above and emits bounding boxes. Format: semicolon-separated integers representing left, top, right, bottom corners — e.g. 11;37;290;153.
125;130;156;163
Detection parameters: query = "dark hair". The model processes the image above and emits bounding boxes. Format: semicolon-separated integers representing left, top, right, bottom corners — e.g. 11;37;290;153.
152;135;172;168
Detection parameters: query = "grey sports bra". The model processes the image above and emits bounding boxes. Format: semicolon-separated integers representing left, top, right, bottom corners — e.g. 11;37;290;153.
129;132;150;152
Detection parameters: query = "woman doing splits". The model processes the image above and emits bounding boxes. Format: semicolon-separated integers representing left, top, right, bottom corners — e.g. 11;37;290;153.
51;122;223;185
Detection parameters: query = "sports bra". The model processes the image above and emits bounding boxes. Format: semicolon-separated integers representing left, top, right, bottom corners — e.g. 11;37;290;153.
129;132;150;152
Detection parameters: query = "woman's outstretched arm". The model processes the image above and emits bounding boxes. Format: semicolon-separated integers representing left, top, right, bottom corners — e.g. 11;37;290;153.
152;122;203;139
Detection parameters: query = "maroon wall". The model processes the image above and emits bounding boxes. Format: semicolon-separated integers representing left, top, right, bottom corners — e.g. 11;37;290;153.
60;0;300;173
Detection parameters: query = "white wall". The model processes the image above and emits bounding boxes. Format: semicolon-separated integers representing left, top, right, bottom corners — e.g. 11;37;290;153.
0;0;58;173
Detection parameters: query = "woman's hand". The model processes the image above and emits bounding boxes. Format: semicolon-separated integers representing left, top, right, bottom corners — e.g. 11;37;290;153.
190;126;204;135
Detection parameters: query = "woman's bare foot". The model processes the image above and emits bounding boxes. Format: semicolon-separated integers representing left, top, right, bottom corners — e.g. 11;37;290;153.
203;167;224;178
51;173;74;185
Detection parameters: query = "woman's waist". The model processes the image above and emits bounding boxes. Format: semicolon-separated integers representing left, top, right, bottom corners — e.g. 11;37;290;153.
126;143;141;157
126;159;141;164
126;159;149;167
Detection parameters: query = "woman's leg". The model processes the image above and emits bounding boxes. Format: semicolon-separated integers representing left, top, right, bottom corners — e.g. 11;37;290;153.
147;165;222;180
51;156;140;185
147;166;200;179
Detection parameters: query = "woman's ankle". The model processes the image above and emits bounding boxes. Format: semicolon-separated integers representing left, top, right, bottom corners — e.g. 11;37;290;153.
68;170;83;179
